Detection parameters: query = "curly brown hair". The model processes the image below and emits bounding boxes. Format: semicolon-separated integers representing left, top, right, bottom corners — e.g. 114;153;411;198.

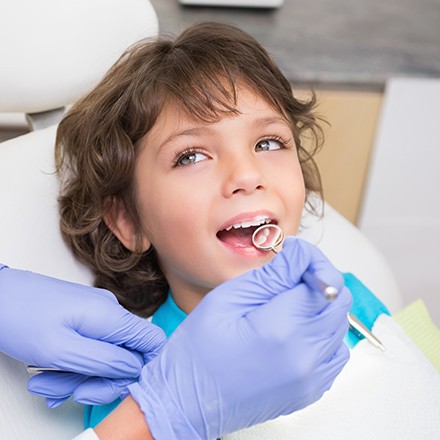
55;21;324;317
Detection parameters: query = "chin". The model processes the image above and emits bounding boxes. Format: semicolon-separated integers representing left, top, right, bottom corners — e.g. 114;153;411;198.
225;260;267;281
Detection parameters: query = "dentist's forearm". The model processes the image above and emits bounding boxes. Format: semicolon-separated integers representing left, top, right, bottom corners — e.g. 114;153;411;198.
72;397;153;440
94;396;153;440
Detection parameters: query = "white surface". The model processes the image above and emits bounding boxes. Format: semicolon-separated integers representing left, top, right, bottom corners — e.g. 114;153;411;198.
73;429;100;440
226;314;440;439
359;78;440;326
0;0;158;113
0;125;94;285
0;351;83;439
0;113;27;128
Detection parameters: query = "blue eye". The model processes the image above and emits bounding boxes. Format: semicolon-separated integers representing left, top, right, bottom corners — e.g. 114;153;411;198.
255;139;283;152
175;149;208;167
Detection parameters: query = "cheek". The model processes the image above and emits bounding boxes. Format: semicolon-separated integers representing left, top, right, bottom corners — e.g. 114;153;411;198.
287;188;305;229
138;179;207;248
280;162;306;232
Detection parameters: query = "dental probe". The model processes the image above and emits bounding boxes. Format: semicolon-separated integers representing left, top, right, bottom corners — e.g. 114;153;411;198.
347;313;386;351
302;270;339;301
26;365;63;374
251;224;386;351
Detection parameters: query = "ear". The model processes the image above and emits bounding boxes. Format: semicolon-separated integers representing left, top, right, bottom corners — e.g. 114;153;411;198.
103;197;150;252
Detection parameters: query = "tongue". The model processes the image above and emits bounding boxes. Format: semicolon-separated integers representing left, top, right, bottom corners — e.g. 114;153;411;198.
217;226;259;247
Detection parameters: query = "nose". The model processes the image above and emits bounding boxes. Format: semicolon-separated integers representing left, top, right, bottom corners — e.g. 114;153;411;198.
221;153;267;198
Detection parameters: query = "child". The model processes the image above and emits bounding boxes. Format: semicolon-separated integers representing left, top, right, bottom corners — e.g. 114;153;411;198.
55;20;323;318
54;21;388;431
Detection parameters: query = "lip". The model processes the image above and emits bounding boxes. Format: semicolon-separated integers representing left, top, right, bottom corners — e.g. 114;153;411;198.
216;210;279;257
216;210;278;234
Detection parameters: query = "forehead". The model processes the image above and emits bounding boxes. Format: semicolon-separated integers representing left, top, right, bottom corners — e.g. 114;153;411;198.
153;87;290;139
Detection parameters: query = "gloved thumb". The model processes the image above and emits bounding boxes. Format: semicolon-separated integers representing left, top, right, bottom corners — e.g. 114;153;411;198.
253;237;344;295
199;237;343;318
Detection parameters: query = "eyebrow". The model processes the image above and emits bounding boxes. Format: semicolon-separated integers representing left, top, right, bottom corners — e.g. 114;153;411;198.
159;126;213;151
158;115;290;152
252;116;290;129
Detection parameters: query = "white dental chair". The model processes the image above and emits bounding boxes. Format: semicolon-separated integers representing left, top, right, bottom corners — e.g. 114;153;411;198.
0;1;402;438
0;1;160;438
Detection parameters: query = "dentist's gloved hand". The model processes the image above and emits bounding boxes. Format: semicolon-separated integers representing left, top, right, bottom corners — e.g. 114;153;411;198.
0;264;166;406
128;237;352;440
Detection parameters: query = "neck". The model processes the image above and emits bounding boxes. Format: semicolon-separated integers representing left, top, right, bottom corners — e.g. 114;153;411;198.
167;282;210;314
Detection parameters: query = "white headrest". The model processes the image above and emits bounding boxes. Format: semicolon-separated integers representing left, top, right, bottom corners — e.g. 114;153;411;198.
0;0;159;113
0;125;94;284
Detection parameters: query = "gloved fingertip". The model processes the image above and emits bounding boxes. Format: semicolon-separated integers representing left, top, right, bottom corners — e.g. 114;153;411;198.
26;377;42;394
46;397;67;408
131;322;167;359
143;341;166;363
120;387;131;400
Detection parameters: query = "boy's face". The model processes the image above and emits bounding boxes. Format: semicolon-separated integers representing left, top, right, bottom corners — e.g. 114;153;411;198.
131;88;305;313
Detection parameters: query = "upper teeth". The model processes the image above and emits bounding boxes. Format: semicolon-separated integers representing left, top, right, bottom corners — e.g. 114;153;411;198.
224;216;272;231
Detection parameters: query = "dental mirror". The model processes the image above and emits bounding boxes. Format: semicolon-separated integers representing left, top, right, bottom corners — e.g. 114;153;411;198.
251;223;339;301
252;224;285;253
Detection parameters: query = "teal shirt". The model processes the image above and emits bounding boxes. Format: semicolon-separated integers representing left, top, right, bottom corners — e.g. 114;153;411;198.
84;273;390;429
152;292;188;338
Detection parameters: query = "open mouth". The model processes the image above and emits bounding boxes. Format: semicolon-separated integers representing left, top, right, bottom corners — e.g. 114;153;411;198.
216;216;276;248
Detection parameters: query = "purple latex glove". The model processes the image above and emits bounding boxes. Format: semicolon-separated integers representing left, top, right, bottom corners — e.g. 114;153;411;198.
129;237;352;439
29;373;134;407
0;265;166;405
